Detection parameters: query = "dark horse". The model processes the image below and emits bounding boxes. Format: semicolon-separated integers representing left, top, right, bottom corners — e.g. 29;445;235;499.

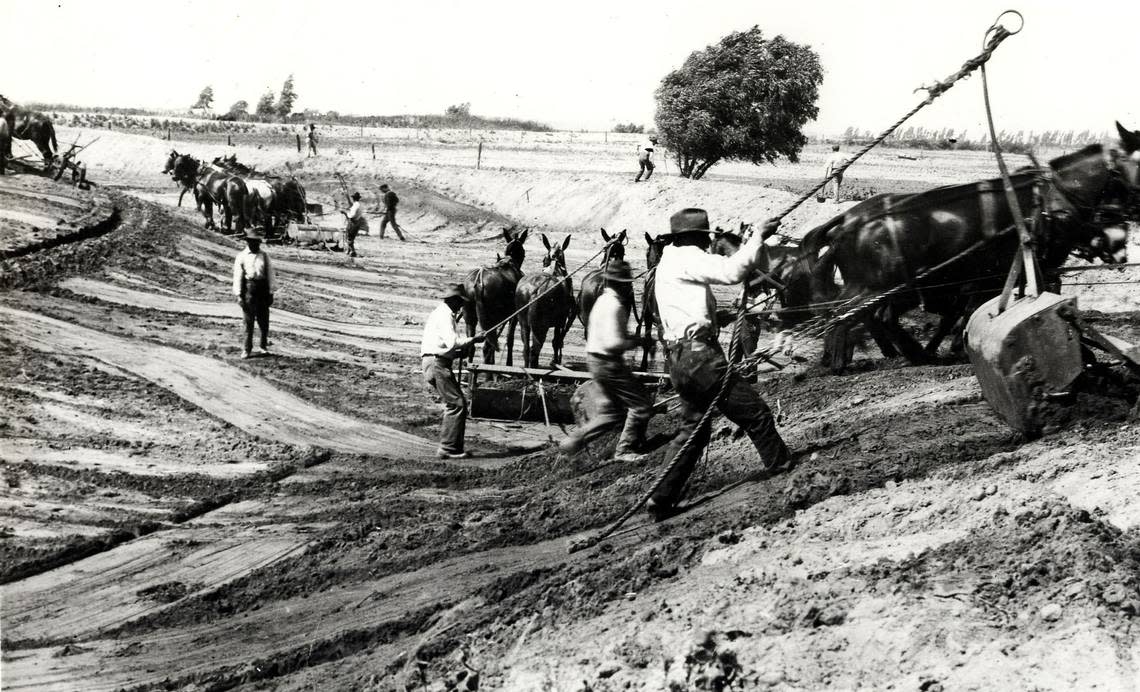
516;234;576;368
212;156;307;234
0;95;57;166
637;232;670;371
576;228;628;336
463;228;528;365
1118;121;1140;157
163;151;247;233
0;118;9;175
780;144;1139;372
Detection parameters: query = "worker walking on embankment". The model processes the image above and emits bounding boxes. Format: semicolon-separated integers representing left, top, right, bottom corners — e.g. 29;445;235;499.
634;135;658;182
343;191;367;258
824;143;848;202
232;229;277;359
307;123;318;157
648;208;792;519
421;284;484;459
378;183;406;241
559;260;654;463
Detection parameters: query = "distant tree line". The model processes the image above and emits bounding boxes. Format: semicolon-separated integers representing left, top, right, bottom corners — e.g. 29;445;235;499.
613;123;645;134
838;125;1110;154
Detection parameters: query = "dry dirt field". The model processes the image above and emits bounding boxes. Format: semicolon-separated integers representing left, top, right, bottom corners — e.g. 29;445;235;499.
3;125;1140;691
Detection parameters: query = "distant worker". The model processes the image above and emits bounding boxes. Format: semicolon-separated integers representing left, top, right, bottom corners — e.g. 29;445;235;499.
232;229;277;359
559;260;654;463
634;135;658;183
307;123;318;157
647;208;792;519
342;191;367;258
823;143;848;202
378;183;406;241
421;284;484;459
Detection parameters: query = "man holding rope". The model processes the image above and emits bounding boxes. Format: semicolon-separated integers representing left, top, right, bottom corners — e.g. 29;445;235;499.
648;208;792;519
422;284;484;460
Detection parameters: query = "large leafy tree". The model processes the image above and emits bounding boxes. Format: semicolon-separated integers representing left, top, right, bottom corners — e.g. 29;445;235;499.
276;75;297;121
255;90;276;118
226;100;249;119
655;27;823;180
192;85;214;110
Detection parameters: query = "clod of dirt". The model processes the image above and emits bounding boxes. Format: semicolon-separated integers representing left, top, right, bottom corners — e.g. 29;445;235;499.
136;581;192;603
53;643;93;658
1040;603;1063;622
1102;583;1129;605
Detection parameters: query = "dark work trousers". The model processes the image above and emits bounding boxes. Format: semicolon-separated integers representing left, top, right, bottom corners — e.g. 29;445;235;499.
654;337;789;508
635;157;655;182
241;280;271;353
308;139;318;157
423;355;467;453
566;353;653;455
379;207;406;240
344;217;364;257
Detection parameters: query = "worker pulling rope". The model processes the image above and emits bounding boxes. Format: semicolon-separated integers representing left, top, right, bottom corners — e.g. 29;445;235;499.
569;10;1024;554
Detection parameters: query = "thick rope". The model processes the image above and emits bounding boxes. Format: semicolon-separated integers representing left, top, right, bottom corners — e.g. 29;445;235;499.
569;11;1023;554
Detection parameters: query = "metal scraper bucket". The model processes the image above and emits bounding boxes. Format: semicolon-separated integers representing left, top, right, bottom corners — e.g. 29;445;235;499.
964;291;1082;437
285;222;342;245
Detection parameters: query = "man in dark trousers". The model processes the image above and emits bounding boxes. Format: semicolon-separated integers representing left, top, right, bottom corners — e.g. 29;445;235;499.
231;229;277;359
648;208;792;518
307;123;318;157
559;259;653;462
421;284;484;459
378;183;406;241
634;135;658;182
342;191;367;258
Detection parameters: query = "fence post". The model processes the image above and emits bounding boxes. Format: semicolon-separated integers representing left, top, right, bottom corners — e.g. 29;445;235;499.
296;134;301;153
372;143;376;160
604;130;608;144
227;134;232;146
476;141;483;170
166;127;171;141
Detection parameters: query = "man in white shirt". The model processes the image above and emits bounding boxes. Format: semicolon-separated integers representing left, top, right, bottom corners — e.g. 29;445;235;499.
634;135;658;182
649;208;792;519
422;284;484;460
342;191;367;258
559;260;653;463
824;144;848;202
232;229;277;359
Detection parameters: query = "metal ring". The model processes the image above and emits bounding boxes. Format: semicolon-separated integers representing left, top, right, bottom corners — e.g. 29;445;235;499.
993;9;1024;36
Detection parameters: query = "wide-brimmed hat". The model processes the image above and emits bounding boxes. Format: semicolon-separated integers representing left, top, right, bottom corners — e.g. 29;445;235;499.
244;229;266;241
668;208;711;236
351;191;361;200
442;283;465;300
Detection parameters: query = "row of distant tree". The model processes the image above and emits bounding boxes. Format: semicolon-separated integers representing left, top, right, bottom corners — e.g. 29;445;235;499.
193;76;298;122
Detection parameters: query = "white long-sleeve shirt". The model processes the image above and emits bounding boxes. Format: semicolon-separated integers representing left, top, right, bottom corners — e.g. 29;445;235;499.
639;138;656;161
655;235;764;341
421;303;463;358
346;201;363;220
232;248;277;296
586;288;633;356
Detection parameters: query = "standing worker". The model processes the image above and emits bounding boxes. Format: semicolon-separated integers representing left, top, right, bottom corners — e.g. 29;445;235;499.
421;284;484;459
342;191;367;258
823;143;847;202
378;183;407;241
559;260;654;463
648;208;793;519
232;229;277;359
307;123;319;158
634;135;658;182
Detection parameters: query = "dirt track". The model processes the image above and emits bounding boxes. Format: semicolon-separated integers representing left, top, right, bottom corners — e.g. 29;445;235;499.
4;132;1140;691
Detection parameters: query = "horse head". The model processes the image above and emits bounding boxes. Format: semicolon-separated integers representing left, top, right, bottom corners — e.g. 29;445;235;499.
502;227;528;269
541;233;570;274
709;228;742;257
1117;121;1140;157
163;149;179;174
166;152;200;184
599;228;627;264
644;231;667;269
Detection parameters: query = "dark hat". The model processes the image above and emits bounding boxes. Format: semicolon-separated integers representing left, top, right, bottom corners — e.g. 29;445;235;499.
602;259;635;282
244;228;266;241
351;191;361;200
442;283;465;300
649;135;659;142
379;183;390;190
668;208;711;236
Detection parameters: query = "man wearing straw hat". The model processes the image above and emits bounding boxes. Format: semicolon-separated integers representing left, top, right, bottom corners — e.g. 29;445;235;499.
648;208;792;519
559;259;653;463
232;228;277;359
422;284;484;460
342;191;367;258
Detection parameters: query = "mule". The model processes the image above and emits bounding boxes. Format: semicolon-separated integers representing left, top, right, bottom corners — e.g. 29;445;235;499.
0;118;9;175
637;232;670;371
163;151;247;233
462;228;528;365
779;144;1139;372
0;95;56;165
516;234;576;368
212;155;307;231
1118;121;1140;157
576;228;627;336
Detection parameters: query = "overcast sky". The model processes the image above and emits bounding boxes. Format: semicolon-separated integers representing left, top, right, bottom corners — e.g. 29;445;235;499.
9;0;1137;137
